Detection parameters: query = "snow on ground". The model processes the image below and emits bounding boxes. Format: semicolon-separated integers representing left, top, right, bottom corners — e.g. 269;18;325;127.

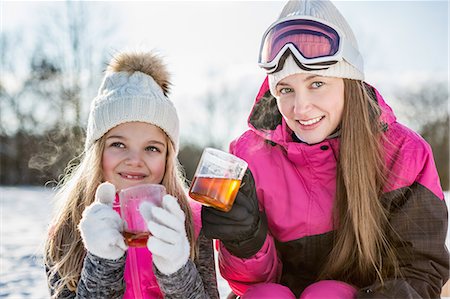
0;186;231;298
0;186;449;298
1;187;54;298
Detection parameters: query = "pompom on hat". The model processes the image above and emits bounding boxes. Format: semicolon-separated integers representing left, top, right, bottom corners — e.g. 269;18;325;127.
267;0;365;96
85;51;180;152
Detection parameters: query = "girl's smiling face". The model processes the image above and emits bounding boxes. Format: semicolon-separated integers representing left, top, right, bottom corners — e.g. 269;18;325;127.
102;121;167;191
275;73;345;144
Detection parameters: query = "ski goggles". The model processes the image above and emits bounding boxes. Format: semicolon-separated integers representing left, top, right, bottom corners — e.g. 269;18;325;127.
258;16;363;74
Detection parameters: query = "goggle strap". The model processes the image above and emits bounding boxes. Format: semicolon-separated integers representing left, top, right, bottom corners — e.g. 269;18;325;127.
290;54;332;71
264;50;335;74
341;42;364;73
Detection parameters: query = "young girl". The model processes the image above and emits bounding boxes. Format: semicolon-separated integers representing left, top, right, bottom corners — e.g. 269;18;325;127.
44;51;219;298
201;0;449;298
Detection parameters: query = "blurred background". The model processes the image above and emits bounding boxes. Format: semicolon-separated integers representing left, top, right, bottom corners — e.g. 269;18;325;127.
1;0;448;187
1;1;448;298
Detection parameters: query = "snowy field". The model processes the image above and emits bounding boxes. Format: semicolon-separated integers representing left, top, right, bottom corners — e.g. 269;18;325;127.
0;186;232;298
0;186;449;298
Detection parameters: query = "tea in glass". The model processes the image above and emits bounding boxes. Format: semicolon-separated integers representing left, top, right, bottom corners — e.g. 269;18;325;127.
188;148;247;212
122;231;151;248
119;184;166;247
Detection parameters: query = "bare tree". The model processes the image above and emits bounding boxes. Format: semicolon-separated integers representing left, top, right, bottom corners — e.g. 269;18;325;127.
35;1;114;129
0;2;117;185
181;73;259;150
395;83;449;190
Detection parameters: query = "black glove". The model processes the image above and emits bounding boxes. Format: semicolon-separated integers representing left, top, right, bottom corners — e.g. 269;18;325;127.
201;169;267;258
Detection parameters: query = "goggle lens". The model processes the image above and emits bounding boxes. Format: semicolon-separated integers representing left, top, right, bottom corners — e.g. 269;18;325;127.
259;19;341;66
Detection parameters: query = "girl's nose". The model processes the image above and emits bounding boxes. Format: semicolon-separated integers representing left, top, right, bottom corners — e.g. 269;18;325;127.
124;150;143;166
293;94;312;115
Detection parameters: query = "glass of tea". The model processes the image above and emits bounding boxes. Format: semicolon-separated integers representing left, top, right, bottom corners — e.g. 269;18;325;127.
119;184;166;247
188;148;248;212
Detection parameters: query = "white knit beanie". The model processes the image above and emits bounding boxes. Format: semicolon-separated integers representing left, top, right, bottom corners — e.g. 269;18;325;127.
268;0;364;96
85;51;179;153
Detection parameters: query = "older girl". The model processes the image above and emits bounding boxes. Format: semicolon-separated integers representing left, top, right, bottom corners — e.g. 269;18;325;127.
201;0;449;298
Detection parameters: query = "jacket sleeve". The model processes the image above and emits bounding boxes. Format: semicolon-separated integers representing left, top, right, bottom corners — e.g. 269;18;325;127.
154;260;211;299
217;139;282;296
218;234;282;296
46;252;126;298
357;183;449;299
196;231;220;299
154;231;219;299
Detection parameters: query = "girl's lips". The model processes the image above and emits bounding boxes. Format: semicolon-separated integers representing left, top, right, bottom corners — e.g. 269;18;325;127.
119;173;147;180
296;116;324;130
298;116;324;125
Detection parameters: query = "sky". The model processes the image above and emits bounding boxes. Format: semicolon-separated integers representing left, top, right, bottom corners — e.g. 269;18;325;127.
1;0;449;142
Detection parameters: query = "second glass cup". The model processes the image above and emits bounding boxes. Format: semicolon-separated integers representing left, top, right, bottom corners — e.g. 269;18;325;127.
119;184;166;247
188;148;248;212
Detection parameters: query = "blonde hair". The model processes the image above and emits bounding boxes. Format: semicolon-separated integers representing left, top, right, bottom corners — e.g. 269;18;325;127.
44;133;195;297
320;80;399;285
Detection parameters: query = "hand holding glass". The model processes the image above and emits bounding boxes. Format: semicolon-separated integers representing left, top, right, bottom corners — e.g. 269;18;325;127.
188;148;248;212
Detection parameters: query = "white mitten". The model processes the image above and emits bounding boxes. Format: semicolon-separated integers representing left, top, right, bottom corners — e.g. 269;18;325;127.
79;182;128;260
140;195;190;275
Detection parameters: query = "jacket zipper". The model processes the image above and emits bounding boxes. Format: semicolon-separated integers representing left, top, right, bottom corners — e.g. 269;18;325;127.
129;248;143;299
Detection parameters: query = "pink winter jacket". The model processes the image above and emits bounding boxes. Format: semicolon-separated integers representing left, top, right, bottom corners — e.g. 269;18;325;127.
218;78;448;298
46;196;219;298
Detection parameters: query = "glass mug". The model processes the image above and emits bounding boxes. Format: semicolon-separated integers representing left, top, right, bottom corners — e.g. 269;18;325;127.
119;184;166;247
188;148;248;212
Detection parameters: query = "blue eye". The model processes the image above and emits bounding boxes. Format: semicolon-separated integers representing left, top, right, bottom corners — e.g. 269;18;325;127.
311;82;324;88
145;146;161;153
111;142;125;148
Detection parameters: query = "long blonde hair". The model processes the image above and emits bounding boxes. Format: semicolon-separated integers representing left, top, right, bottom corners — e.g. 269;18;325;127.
44;133;195;297
320;80;399;285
